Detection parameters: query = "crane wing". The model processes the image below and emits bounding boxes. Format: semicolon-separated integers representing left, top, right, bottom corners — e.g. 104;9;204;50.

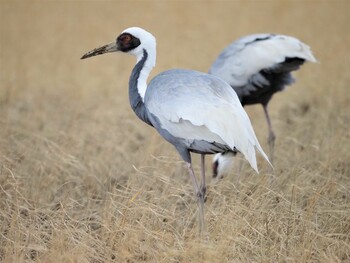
209;34;317;96
145;69;270;172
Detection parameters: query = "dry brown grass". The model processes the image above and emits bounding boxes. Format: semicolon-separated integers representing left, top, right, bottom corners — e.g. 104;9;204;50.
1;0;350;262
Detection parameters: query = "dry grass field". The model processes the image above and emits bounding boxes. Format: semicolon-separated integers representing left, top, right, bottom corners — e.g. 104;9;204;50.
1;0;350;262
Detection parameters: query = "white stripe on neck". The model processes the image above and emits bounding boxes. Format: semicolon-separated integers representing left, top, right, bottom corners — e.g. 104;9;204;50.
135;48;156;102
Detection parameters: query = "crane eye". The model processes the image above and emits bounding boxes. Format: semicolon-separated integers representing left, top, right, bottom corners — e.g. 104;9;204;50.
123;34;132;43
116;32;140;52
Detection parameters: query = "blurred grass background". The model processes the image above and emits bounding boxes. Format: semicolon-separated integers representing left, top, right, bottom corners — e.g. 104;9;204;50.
1;0;350;262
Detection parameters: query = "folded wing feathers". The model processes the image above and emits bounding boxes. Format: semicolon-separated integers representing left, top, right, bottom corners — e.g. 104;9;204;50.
175;101;268;173
165;83;269;172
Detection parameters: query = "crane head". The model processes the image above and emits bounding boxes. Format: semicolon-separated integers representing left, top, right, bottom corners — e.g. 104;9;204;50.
81;27;155;60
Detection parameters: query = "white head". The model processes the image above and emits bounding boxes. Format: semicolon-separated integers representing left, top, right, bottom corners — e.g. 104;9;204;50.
81;26;156;64
120;27;156;61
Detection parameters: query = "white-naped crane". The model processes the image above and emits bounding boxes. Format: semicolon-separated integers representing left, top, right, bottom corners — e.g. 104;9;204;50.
81;27;271;233
209;34;316;179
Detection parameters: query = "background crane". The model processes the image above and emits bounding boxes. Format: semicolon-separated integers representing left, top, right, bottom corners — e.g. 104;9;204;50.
209;34;316;178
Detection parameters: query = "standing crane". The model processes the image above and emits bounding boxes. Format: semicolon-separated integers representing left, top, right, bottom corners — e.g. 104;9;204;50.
209;34;316;178
81;27;271;233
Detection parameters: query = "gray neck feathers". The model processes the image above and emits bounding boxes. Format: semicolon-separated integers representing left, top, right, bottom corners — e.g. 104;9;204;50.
129;49;152;126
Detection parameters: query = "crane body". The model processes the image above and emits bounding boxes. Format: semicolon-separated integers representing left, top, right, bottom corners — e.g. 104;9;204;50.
81;27;271;233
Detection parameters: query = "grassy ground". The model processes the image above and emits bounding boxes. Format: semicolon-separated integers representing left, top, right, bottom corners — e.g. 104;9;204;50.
1;0;350;262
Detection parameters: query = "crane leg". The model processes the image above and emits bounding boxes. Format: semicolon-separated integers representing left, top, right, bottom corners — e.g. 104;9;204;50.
263;105;276;164
186;159;206;235
200;154;207;199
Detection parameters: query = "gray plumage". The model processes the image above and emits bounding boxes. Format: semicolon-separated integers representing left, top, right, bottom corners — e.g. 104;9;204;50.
146;69;253;163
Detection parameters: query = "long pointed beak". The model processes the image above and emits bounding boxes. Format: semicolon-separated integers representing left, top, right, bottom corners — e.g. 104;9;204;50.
81;42;118;59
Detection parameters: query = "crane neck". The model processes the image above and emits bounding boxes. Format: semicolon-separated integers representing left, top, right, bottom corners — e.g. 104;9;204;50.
134;47;156;101
129;48;154;126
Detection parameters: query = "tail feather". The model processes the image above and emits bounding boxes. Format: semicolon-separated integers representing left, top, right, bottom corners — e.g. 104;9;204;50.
256;143;273;170
245;143;259;173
